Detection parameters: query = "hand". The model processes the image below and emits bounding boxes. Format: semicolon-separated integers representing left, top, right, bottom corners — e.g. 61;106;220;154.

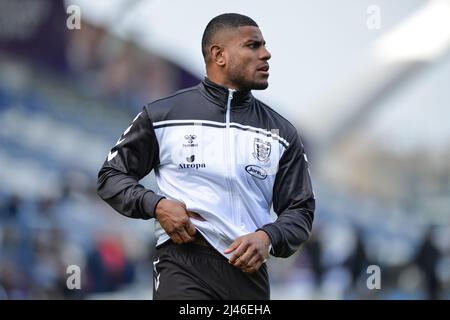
155;199;197;244
224;231;270;273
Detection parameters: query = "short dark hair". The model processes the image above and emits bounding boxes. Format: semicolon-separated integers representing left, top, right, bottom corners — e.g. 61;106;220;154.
201;13;259;59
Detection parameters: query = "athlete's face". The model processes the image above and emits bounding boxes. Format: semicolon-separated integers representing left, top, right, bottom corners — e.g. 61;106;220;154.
221;26;271;91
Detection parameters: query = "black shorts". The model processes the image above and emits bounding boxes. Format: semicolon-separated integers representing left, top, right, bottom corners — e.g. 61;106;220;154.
152;235;270;300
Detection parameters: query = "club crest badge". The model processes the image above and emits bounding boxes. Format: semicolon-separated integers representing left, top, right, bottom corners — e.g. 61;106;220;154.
252;138;271;163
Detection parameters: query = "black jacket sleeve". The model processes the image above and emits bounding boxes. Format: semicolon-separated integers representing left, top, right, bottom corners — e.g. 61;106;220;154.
257;131;315;258
97;106;164;220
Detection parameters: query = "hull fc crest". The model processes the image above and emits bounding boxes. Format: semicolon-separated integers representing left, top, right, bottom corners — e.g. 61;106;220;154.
252;138;271;163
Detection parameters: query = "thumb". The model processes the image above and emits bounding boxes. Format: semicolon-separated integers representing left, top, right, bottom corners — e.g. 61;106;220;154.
224;239;241;254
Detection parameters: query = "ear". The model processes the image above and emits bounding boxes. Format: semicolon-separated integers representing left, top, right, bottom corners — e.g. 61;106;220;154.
210;44;226;67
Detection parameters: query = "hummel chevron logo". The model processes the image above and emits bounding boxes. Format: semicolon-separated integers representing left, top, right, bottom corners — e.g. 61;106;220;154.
115;137;126;146
106;111;141;162
107;150;118;161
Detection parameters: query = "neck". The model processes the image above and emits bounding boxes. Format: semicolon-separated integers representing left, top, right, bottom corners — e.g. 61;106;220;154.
206;71;246;92
201;77;254;108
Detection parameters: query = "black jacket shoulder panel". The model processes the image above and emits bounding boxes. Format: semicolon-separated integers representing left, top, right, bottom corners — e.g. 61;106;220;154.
232;98;298;146
144;86;225;124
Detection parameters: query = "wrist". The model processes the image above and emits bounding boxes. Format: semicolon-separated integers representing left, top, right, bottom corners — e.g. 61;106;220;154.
256;230;271;247
155;198;168;219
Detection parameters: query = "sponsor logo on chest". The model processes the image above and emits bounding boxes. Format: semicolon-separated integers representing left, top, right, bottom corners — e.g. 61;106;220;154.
179;154;206;169
179;134;205;169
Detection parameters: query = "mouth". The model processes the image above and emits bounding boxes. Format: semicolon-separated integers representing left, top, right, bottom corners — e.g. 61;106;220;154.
257;64;270;73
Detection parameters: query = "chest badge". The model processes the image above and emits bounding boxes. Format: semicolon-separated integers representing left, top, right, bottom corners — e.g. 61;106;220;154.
252;138;271;163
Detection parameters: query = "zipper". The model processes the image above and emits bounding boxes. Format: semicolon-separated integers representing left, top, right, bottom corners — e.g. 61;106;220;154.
226;89;234;129
224;89;238;224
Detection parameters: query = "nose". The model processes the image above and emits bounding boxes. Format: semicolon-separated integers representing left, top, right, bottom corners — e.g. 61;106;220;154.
261;46;271;61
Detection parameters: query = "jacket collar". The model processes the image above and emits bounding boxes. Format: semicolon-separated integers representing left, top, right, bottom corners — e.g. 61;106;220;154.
198;77;254;109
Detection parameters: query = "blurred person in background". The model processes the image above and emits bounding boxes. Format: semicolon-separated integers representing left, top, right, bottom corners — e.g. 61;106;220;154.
85;234;136;293
97;13;315;300
415;227;441;299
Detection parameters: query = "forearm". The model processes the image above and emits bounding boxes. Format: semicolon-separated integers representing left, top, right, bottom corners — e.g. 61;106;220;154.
266;128;315;258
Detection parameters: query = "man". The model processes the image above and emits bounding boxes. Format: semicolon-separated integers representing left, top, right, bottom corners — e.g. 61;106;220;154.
97;13;315;300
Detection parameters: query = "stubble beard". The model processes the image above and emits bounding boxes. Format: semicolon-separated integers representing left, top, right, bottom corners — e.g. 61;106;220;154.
228;66;268;91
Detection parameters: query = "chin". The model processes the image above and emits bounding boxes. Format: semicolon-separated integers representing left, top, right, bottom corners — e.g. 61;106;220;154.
237;77;269;91
251;81;269;90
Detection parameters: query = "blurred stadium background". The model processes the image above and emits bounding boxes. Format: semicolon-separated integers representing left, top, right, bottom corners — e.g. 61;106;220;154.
1;0;450;299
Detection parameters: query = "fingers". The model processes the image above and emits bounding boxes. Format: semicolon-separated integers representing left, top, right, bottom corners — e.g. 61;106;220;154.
224;239;241;255
169;232;183;244
232;246;255;268
237;254;265;273
227;233;270;273
242;255;263;273
159;202;199;244
168;219;196;244
185;220;197;237
177;213;197;240
242;264;260;273
179;228;195;243
169;229;193;244
228;241;249;264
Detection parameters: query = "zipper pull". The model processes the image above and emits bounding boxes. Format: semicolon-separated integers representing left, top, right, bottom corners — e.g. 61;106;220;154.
226;89;235;125
227;89;235;110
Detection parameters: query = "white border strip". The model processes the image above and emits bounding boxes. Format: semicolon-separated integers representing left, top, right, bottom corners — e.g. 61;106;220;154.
153;119;290;147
